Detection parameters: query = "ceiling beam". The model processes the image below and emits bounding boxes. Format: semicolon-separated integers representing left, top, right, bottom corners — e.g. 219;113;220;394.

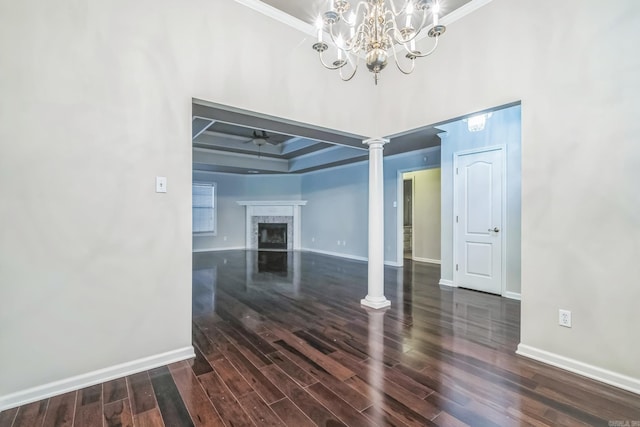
193;148;289;173
193;100;366;150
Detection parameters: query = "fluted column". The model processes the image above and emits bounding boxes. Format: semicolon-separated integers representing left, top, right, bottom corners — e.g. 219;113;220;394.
361;138;391;309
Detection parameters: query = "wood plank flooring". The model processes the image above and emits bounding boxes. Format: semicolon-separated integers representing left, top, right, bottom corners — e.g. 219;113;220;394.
2;250;639;426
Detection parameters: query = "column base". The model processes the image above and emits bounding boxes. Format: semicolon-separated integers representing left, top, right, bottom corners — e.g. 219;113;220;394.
360;297;391;309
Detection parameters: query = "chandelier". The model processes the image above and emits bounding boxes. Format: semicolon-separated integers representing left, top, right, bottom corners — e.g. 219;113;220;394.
312;0;446;84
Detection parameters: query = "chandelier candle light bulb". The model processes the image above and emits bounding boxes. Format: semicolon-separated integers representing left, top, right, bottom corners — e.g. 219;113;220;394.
405;2;413;27
312;0;447;84
433;1;439;25
316;16;323;43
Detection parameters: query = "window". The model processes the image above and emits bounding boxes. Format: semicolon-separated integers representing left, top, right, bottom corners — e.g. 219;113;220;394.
193;182;216;234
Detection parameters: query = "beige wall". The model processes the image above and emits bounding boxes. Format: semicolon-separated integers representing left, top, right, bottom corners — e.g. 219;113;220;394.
404;169;441;263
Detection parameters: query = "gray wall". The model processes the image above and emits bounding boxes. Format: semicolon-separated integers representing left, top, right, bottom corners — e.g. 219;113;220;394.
192;172;302;252
194;147;442;266
300;162;369;258
244;174;302;201
439;105;521;295
300;147;441;264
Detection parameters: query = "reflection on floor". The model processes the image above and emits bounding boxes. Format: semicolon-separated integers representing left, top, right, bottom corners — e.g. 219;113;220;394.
192;252;639;426
2;250;639;426
258;250;288;274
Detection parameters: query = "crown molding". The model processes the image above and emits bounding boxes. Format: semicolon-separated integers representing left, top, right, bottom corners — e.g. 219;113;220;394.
441;0;494;26
233;0;494;39
232;0;316;36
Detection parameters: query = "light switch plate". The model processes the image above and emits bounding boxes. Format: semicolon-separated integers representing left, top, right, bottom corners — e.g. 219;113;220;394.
156;176;167;193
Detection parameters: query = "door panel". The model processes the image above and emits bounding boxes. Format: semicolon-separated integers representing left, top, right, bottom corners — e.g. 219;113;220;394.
466;242;492;277
455;148;503;294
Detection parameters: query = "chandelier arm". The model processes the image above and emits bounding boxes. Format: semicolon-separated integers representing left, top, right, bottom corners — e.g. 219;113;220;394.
385;22;401;43
387;0;399;16
412;12;430;39
327;22;363;55
390;44;416;75
391;10;429;44
318;52;349;70
352;1;370;21
348;24;369;53
387;0;410;17
409;36;440;58
338;59;359;82
340;1;371;52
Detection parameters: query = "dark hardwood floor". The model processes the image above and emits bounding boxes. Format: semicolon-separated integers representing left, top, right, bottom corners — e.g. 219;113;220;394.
2;250;639;426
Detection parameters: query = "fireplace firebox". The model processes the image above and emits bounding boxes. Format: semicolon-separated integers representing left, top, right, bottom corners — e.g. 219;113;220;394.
258;223;287;250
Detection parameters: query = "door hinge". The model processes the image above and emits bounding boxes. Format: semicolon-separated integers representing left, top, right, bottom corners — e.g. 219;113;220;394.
456;215;458;223
456;264;459;271
456;167;458;175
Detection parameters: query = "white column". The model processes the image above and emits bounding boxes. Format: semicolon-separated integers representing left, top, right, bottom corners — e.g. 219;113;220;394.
361;138;391;309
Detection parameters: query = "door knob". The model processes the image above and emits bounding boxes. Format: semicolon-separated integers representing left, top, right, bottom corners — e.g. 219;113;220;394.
488;227;500;232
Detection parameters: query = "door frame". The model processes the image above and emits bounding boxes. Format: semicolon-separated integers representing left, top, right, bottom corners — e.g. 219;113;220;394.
406;175;415;260
396;164;439;267
452;145;507;296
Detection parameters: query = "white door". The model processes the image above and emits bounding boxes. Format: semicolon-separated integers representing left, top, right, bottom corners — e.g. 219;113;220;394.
454;148;503;294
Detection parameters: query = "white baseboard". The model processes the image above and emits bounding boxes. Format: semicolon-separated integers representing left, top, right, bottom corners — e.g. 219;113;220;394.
302;248;368;263
438;279;455;287
516;344;640;395
302;248;401;267
193;246;245;253
412;257;441;265
0;346;195;411
503;291;521;300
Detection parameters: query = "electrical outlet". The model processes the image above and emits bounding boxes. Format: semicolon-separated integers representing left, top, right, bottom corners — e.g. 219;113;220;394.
337;240;341;245
559;309;572;328
343;240;346;246
311;237;315;243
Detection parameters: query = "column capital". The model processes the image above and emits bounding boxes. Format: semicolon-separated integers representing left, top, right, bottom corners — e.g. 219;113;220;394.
363;137;389;147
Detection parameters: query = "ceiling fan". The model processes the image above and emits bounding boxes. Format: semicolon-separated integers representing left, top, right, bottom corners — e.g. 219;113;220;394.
246;130;278;147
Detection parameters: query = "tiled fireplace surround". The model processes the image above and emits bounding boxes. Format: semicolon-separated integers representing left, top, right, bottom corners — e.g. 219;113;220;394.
237;201;307;251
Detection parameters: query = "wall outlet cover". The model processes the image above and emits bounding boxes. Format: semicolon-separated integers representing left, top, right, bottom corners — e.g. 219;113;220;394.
156;176;167;193
559;309;572;328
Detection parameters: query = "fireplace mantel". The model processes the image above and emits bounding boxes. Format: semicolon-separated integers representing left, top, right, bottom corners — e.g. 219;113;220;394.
237;201;307;250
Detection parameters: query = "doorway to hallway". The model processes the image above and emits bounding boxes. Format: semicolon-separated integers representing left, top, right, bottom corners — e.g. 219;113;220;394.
398;168;441;266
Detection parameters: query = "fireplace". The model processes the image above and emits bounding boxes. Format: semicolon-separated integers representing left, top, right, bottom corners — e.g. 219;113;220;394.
258;223;287;250
237;201;307;251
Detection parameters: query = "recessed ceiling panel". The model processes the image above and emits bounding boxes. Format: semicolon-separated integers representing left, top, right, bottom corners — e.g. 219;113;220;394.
259;0;475;25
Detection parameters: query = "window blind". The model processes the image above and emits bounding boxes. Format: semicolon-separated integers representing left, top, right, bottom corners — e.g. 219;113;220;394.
193;183;215;234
